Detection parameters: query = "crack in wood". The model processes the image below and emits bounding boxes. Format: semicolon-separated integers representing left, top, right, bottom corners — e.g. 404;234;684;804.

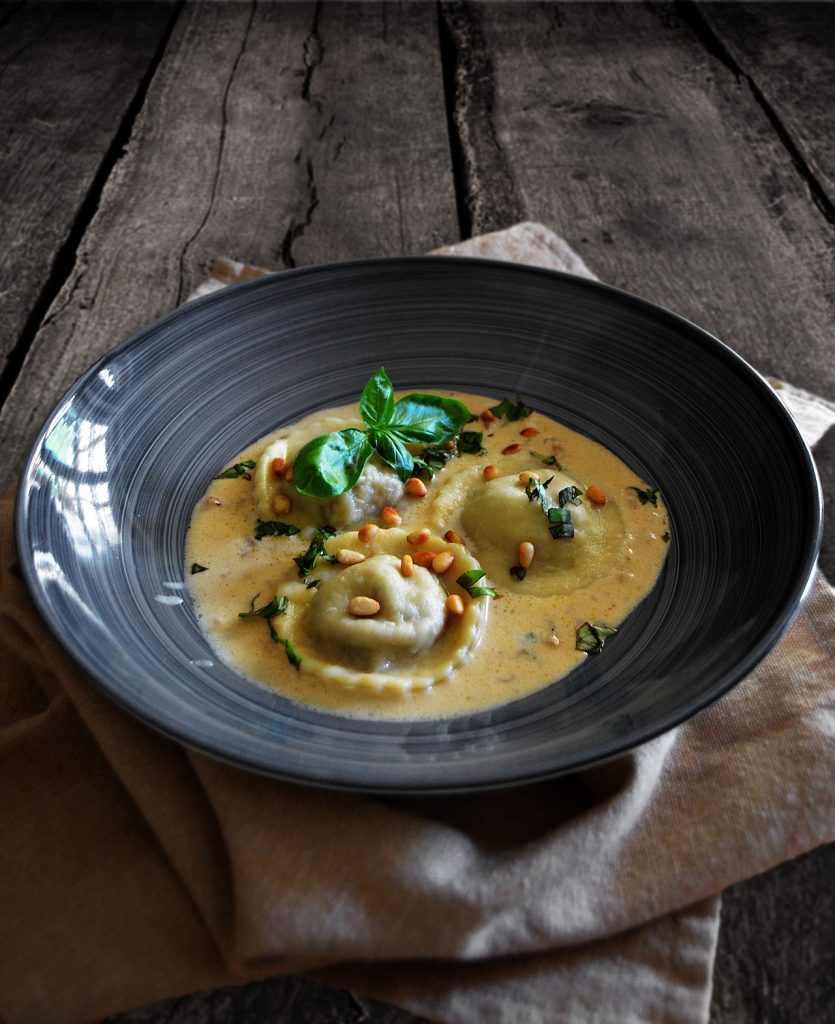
301;0;324;113
176;0;257;304
678;0;835;229
280;156;319;269
438;0;525;238
0;0;185;414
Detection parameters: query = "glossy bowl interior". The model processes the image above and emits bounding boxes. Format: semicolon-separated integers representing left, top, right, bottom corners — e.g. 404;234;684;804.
16;257;821;791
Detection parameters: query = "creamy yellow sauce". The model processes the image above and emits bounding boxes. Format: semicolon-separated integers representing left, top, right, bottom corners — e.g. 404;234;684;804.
185;392;669;719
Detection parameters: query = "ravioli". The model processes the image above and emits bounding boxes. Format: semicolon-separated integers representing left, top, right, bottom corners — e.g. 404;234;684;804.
185;388;670;720
273;528;487;693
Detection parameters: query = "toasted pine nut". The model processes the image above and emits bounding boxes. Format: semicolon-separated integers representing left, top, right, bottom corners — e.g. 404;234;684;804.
401;554;414;577
207;495;222;507
446;594;465;616
586;485;607;506
349;595;380;616
445;439;457;450
358;523;380;543
444;529;464;545
502;442;523;455
405;477;428;497
407;527;431;545
272;494;292;515
518;541;535;569
483;464;500;481
413;551;436;567
519;471;540;486
480;408;497;423
271;457;287;476
381;506;401;527
520;427;539;438
432;551;455;575
337;549;366;565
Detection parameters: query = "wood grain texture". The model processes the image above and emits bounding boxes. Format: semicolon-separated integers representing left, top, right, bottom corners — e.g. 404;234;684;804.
0;0;456;491
709;844;835;1024
440;0;835;399
0;0;177;384
105;975;427;1024
696;0;835;211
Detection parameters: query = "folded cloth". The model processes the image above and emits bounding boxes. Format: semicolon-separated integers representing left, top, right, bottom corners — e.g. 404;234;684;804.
2;224;833;1024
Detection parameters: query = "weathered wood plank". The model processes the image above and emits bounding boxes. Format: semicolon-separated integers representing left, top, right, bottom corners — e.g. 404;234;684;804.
105;975;427;1024
0;0;177;385
710;843;835;1024
0;0;457;490
440;0;835;400
696;0;835;210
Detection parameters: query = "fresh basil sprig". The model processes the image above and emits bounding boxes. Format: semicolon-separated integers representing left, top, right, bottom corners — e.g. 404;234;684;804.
293;368;472;497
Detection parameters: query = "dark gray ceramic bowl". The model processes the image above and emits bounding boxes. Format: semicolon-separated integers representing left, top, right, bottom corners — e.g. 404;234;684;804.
16;258;822;792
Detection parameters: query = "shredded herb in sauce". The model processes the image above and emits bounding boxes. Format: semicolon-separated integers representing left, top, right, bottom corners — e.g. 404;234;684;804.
214;459;256;480
254;519;301;540
294;526;337;579
190;563;208;574
489;396;532;421
630;486;659;506
575;622;617;654
457;568;499;598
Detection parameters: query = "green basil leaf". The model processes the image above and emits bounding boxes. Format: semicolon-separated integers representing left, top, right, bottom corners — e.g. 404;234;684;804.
558;485;583;508
387;393;472;443
510;565;527;581
214;459;256;480
293;429;373;497
531;450;564;470
359;367;395;428
254;519;300;540
368;429;414;480
456;568;499;598
630;486;659;506
239;593;288;619
457;430;485;455
489;396;532;421
575;622;617;655
274;635;302;669
190;563;208;574
294;526;337;579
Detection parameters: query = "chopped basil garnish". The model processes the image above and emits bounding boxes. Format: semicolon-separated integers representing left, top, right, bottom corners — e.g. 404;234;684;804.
457;430;485;455
558;485;583;507
306;579;320;589
293;368;471;497
630;486;659;506
214;459;256;480
239;593;289;620
661;532;671;543
275;636;302;670
576;622;617;654
456;568;499;598
294;526;337;579
239;593;298;665
546;506;575;538
525;475;575;539
190;563;208;574
531;450;564;470
510;565;527;581
489;395;532;421
254;519;301;540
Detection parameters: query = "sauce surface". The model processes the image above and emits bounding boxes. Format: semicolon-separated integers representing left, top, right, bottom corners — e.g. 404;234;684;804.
185;392;669;719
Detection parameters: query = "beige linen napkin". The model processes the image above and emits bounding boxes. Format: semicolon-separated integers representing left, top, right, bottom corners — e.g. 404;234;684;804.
2;224;833;1024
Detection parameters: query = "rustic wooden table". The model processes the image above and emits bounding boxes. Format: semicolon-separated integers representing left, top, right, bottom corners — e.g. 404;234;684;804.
3;2;833;1021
